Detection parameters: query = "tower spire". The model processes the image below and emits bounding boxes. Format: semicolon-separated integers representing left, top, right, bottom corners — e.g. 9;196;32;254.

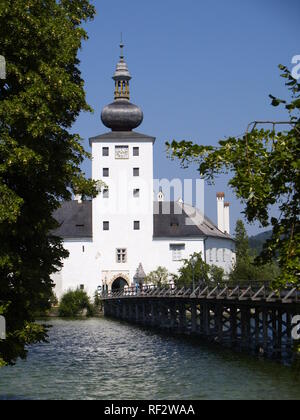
113;39;131;100
101;41;143;132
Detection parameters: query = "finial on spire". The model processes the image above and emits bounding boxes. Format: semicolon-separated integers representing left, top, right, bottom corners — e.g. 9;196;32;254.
120;33;124;60
112;36;131;100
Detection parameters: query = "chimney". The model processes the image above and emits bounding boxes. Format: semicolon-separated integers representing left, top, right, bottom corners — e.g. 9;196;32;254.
224;202;230;234
217;192;225;232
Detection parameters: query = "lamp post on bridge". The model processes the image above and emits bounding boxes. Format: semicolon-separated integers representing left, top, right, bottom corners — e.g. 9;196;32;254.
191;255;197;292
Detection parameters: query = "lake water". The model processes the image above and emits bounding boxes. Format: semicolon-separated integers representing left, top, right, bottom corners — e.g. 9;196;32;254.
0;318;299;400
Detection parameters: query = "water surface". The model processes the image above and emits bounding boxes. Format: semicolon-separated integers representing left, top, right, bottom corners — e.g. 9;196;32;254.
0;318;299;400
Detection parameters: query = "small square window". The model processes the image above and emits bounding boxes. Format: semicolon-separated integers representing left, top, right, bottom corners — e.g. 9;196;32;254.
103;168;109;177
133;147;139;157
133;189;140;198
133;168;140;177
103;188;109;198
134;221;140;230
102;147;109;157
80;284;85;290
103;221;109;231
170;244;185;261
116;249;127;264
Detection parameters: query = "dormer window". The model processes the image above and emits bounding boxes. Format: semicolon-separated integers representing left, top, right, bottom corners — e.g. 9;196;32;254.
170;222;179;229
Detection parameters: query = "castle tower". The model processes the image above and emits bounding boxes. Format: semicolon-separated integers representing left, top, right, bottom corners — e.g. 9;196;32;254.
89;43;155;291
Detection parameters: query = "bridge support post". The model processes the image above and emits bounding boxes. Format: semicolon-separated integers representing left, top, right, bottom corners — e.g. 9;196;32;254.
203;303;210;336
271;309;278;357
135;303;139;323
170;303;177;330
230;306;238;346
254;308;260;351
191;302;197;334
244;307;251;350
179;303;186;333
274;309;283;358
116;303;121;318
150;302;158;327
262;309;269;354
286;311;292;353
199;303;204;334
128;303;133;322
161;304;169;329
121;302;126;320
141;302;146;324
215;304;223;343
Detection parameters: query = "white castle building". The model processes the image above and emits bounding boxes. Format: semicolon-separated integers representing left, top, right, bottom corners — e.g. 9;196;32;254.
52;44;236;299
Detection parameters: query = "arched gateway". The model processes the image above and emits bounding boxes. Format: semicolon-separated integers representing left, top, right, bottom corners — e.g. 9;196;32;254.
111;277;129;292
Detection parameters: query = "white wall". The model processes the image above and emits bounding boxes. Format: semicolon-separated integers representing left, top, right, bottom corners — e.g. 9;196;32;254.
205;237;236;274
92;138;154;288
151;238;205;276
54;235;235;298
53;239;101;300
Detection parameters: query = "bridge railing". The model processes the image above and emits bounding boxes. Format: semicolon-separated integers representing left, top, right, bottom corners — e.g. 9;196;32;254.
102;283;299;304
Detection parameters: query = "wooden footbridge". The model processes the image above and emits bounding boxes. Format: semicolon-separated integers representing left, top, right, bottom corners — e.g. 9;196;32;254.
102;284;300;361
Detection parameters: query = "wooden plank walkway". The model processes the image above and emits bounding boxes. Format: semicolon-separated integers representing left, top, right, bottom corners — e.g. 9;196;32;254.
102;285;300;361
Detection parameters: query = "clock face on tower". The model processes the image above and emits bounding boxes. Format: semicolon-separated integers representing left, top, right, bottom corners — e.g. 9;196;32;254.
115;145;129;159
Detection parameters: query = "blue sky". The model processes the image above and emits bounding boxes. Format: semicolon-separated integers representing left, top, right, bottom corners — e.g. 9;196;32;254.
72;0;300;236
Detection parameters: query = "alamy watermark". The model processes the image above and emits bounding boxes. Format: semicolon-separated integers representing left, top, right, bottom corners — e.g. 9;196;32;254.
0;316;6;340
91;176;205;221
292;55;300;80
292;315;300;341
0;55;6;80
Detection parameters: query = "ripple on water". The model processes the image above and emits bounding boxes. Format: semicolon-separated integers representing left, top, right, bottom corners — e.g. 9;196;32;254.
0;318;299;400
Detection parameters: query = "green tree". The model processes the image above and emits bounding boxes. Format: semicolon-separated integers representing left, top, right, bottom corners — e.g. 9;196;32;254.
229;258;280;285
235;220;250;262
93;290;103;313
0;0;99;365
145;267;169;288
230;221;281;285
209;265;225;283
59;289;94;318
167;65;300;288
174;253;210;289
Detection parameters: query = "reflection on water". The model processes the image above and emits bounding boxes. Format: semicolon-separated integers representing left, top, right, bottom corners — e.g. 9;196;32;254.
0;318;299;400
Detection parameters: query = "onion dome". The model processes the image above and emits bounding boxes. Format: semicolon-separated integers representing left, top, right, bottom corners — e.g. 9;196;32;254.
101;42;143;132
